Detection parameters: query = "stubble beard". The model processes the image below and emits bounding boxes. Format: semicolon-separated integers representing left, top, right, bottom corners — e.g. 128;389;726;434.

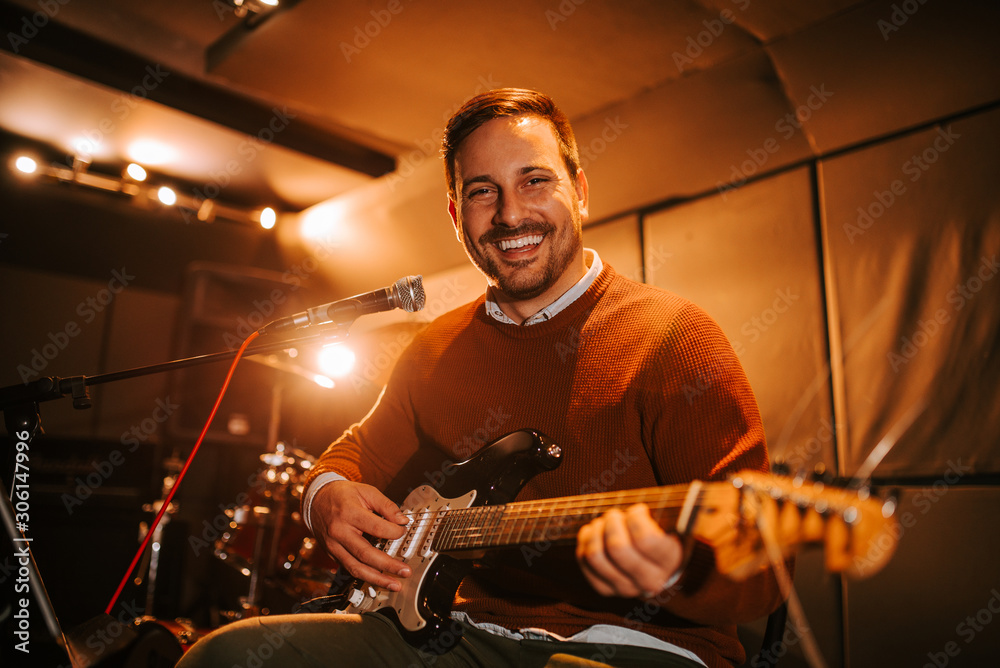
464;207;583;301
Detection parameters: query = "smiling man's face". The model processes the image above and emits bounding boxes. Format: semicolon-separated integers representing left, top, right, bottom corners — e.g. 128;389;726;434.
451;115;590;320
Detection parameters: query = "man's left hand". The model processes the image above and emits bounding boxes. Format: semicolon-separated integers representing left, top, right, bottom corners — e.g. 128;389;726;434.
576;503;684;599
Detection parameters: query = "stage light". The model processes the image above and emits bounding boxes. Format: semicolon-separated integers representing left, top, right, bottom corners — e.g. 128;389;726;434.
318;344;356;378
125;163;147;181
129;139;176;166
14;156;37;174
312;374;335;389
157;186;177;205
259;206;277;229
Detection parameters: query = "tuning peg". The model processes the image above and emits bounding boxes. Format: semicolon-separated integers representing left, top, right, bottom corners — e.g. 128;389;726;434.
811;463;833;485
771;459;790;476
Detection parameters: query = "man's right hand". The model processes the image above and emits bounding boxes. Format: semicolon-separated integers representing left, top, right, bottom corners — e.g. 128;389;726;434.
310;480;412;591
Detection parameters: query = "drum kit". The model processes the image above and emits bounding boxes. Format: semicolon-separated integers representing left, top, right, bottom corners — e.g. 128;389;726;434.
212;441;337;617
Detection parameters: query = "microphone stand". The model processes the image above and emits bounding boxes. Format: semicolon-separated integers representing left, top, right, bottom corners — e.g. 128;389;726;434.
0;325;349;665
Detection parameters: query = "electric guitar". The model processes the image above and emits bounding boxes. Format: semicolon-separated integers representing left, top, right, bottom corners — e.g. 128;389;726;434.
311;429;898;653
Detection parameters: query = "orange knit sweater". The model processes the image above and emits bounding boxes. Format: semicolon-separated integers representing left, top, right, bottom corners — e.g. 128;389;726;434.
304;265;783;667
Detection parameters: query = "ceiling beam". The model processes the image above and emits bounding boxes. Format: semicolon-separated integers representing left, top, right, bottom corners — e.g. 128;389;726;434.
0;2;395;178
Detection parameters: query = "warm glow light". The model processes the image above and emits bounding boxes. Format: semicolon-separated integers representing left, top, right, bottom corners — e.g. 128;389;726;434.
14;156;37;174
317;345;355;378
157;186;177;205
129;139;177;166
72;138;100;159
260;0;279;5
299;201;353;247
312;374;335;389
125;163;147;181
260;207;277;229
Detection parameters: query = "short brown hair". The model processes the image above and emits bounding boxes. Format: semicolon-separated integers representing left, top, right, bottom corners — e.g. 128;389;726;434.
441;88;580;200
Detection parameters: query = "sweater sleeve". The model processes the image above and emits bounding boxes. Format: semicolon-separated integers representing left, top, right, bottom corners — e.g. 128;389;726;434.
642;302;786;625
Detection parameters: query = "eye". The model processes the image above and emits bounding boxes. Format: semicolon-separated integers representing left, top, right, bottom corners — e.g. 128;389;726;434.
465;186;498;203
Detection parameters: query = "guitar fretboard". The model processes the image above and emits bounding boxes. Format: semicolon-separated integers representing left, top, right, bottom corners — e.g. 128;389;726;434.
432;486;698;552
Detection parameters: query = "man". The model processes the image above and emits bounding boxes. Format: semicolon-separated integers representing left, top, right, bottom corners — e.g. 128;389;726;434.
180;88;782;667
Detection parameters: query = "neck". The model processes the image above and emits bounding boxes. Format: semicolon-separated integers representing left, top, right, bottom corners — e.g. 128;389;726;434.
493;254;588;324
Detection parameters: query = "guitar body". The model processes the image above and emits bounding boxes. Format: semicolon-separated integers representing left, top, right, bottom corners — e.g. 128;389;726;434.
328;429;562;652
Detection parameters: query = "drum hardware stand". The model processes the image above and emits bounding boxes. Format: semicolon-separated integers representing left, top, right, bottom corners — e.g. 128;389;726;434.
135;451;184;617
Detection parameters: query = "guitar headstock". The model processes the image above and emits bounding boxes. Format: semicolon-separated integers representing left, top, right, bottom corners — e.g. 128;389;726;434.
691;471;899;581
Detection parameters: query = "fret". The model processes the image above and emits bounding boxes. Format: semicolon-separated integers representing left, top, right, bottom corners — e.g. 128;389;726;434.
434;484;697;552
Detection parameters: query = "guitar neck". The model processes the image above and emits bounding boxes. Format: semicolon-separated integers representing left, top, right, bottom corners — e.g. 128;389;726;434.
432;485;695;553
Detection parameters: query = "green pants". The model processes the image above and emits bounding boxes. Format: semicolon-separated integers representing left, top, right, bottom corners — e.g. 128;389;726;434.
176;612;703;668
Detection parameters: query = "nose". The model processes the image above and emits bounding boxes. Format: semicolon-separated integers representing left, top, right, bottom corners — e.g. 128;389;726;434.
493;190;527;227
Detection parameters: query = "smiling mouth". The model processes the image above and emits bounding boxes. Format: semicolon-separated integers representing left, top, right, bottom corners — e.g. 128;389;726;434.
496;234;544;252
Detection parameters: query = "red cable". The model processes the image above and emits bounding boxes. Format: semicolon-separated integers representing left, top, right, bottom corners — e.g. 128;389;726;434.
105;330;260;615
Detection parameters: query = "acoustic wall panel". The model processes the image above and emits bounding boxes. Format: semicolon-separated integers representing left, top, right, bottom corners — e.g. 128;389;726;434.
820;106;1000;477
0;265;113;437
583;214;643;283
844;486;1000;667
643;167;835;471
767;0;1000;155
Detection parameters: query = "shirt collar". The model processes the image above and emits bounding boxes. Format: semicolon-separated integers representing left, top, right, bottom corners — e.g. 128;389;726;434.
485;249;603;326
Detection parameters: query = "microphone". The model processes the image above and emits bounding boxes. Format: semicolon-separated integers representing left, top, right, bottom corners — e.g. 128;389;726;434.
258;275;425;335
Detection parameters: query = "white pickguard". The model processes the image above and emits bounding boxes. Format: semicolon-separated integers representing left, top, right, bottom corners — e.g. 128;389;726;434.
339;485;477;632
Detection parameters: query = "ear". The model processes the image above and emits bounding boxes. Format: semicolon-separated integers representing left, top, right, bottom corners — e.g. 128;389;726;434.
447;198;458;227
574;168;590;222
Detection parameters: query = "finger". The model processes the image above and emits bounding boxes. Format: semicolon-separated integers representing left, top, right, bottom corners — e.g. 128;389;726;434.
356;485;410;526
578;511;642;597
618;504;682;594
576;520;618;597
329;538;409;592
625;504;682;566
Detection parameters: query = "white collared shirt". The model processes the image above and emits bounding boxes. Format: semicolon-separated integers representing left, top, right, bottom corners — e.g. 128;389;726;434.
484;249;603;325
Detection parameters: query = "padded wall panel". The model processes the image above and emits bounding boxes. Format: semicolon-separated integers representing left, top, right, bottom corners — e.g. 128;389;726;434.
644;167;834;469
576;50;814;221
844;486;1000;667
0;265;112;436
583;214;643;282
768;0;1000;155
820;107;1000;477
92;288;180;442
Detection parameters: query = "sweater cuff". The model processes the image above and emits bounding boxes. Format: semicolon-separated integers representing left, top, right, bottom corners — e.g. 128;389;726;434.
302;471;347;534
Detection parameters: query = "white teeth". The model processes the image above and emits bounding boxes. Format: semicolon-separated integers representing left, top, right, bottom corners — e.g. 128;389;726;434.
498;235;543;251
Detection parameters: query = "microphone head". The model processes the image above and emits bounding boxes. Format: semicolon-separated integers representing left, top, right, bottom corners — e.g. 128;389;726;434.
393;275;425;313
